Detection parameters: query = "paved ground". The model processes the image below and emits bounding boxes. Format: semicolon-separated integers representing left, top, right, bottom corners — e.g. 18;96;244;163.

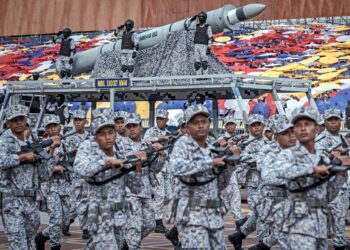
0;203;349;249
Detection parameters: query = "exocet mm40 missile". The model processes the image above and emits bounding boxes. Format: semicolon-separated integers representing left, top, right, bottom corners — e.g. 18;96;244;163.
72;3;266;75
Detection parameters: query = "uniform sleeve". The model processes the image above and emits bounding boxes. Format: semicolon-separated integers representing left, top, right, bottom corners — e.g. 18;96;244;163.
207;25;213;46
74;141;106;177
0;137;20;169
69;39;76;56
275;149;314;180
114;28;122;36
327;174;347;201
132;32;139;50
143;128;157;142
64;106;70;121
185;20;196;30
54;35;63;44
170;137;213;177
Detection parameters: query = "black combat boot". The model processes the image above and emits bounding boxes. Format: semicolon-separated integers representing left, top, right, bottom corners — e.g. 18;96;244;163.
82;229;90;240
154;219;168;233
165;226;179;246
235;216;248;231
228;230;246;250
35;232;50;250
248;241;270;250
334;246;347;250
62;218;74;236
51;245;61;250
121;240;129;250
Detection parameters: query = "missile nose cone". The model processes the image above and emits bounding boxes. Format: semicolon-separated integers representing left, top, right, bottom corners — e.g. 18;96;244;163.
227;3;266;24
243;3;266;19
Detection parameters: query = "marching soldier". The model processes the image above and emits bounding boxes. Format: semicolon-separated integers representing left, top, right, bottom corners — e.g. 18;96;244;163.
228;114;268;250
74;111;144;249
316;108;350;250
35;115;73;250
65;110;91;239
123;112;167;249
259;115;296;249
169;104;238;248
218;115;242;227
276;107;349;250
144;109;171;233
0;104;54;249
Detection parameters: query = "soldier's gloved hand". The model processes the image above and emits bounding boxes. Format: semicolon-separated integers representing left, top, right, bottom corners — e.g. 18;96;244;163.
190;15;198;22
69;58;73;64
117;24;125;30
313;165;331;178
213;156;226;167
206;47;211;55
18;152;36;162
151;143;167;157
132;51;137;59
53;165;65;173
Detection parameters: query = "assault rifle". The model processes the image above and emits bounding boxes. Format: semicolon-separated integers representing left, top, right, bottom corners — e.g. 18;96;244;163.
84;140;176;186
19;130;78;161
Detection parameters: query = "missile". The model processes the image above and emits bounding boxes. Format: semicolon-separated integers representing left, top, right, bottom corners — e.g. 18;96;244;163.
72;3;266;75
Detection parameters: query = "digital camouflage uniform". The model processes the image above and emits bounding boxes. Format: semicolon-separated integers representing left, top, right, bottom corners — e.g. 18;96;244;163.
40;115;73;248
169;105;233;249
143;109;171;222
186;18;213;75
65;110;90;230
275;107;347;250
316;108;349;249
114;26;139;77
237;114;268;241
259;115;294;249
219;115;241;221
74;114;142;249
0;104;54;250
122;113;167;249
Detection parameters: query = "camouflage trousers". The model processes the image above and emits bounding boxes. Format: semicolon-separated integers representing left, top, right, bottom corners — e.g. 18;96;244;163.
240;186;259;236
221;171;242;220
330;187;349;247
71;179;89;230
194;44;209;75
121;49;135;77
2;195;40;250
124;196;156;249
177;224;226;249
42;192;71;247
289;234;327;250
152;171;172;220
86;208;125;250
56;56;72;79
258;196;289;249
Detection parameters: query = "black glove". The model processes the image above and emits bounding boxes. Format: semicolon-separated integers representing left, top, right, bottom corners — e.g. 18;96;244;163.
132;51;137;59
117;24;125;30
190;15;198;22
69;58;73;64
206;47;211;55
